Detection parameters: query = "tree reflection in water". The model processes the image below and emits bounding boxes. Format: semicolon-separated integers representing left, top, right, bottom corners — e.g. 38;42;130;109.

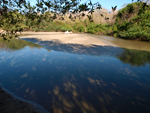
0;38;43;51
118;49;150;66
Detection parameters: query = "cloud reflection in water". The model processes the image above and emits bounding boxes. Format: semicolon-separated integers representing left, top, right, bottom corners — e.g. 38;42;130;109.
0;39;150;113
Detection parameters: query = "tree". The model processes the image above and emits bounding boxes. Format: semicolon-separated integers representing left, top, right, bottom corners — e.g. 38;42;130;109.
0;0;145;40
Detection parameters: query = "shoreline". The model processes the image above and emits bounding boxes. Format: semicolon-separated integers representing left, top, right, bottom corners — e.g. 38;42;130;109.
0;86;49;113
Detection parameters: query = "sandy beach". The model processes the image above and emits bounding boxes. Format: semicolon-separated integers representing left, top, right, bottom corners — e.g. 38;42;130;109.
20;32;117;47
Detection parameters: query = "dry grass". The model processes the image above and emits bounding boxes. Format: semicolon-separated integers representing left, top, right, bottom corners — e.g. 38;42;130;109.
54;7;118;25
92;8;118;25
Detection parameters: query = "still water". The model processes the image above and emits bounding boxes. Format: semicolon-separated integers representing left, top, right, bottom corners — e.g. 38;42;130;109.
0;37;150;113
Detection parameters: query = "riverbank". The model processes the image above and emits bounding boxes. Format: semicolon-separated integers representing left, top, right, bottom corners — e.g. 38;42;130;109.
0;87;49;113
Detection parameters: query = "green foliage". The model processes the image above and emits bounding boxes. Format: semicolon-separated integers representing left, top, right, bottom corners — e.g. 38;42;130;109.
0;11;24;39
72;23;85;32
118;24;150;40
87;23;113;35
114;2;150;40
29;21;73;32
113;33;118;37
78;25;85;32
61;27;72;32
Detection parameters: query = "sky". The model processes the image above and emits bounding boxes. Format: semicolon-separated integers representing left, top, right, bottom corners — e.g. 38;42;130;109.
80;0;134;10
30;0;135;10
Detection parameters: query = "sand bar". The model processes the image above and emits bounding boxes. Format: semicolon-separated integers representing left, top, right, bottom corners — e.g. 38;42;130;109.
20;32;118;47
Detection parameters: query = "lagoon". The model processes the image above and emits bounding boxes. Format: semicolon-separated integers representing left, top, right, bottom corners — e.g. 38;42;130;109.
0;33;150;113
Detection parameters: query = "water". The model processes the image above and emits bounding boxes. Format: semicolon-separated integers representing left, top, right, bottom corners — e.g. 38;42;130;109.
0;37;150;113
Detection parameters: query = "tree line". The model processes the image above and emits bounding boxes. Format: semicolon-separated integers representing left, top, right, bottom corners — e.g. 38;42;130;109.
0;0;149;40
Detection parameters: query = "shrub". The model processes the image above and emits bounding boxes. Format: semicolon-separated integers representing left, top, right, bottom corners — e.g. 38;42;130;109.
78;25;85;32
114;2;150;40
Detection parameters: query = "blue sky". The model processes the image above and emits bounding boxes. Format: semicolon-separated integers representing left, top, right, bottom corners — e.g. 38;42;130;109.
81;0;134;10
30;0;134;10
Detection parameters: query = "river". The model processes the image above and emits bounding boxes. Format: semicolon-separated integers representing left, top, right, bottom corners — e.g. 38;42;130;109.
0;34;150;113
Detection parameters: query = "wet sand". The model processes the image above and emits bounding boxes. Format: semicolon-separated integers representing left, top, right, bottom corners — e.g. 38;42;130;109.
0;87;49;113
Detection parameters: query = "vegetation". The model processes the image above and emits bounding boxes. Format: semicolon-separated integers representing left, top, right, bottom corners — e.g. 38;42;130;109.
0;0;102;39
0;0;149;41
114;2;150;41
